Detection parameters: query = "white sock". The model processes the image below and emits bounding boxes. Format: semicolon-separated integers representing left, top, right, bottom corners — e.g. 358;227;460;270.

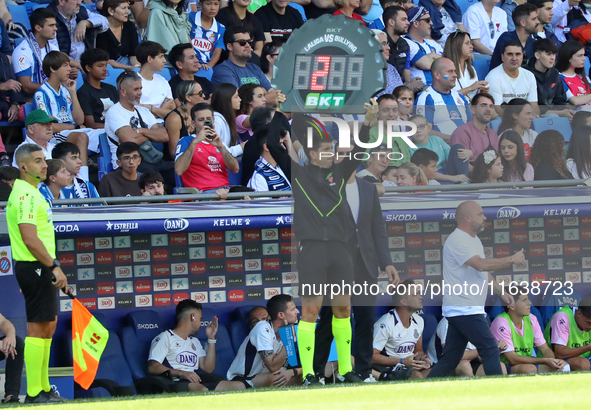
79;166;89;181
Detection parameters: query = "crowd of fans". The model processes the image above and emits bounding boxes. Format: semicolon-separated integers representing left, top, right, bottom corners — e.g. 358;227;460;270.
0;0;590;205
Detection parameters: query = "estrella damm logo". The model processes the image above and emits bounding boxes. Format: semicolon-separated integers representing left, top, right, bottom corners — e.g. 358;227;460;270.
305;93;346;109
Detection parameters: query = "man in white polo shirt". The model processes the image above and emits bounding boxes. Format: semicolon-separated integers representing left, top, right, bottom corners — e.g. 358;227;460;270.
463;0;508;56
427;200;525;378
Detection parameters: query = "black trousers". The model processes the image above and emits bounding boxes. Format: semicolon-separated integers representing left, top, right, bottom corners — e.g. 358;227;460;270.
313;249;377;379
0;335;24;397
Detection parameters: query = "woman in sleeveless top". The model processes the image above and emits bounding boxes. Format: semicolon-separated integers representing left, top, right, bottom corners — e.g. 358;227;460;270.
165;80;203;156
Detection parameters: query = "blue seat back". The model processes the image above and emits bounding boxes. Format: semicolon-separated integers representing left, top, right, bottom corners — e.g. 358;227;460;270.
228;305;259;351
532;117;572;143
420;312;437;352
82;3;97;12
473;58;491;81
104;68;126;88
196;308;235;376
8;5;31;30
227;158;242;186
455;0;477;13
539;286;581;328
98;133;113;180
488;117;502;133
24;103;34;118
121;310;163;380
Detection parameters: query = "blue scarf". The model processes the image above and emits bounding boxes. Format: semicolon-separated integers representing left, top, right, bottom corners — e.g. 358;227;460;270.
253;158;290;192
26;31;48;85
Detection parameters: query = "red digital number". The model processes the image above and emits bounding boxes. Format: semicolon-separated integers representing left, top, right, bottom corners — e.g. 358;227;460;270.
310;56;331;91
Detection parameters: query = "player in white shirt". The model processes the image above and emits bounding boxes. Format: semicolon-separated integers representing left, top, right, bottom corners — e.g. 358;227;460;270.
227;294;301;388
372;281;432;380
136;41;175;119
148;299;244;391
463;0;508;56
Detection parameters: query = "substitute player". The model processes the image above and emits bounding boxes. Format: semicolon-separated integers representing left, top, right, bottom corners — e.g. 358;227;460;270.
7;143;68;403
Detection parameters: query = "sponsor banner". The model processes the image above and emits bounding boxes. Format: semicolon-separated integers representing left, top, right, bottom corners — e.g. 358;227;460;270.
209;290;227;303
98;297;115;309
191;291;208;303
135;294;153;307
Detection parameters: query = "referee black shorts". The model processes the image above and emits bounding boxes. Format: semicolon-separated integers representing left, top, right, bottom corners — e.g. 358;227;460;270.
15;261;57;323
297;240;354;297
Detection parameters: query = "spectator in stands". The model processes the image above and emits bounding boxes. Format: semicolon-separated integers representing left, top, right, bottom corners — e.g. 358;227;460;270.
530;129;573;180
78;48;119;129
544;296;591;371
227;294;301;388
381;165;398;185
490;3;538;70
260;41;281;83
332;0;367;25
255;0;304;42
216;0;265;57
189;0;225;81
39;159;69;206
572;111;591;130
139;170;166;195
34;51;102;181
175;102;240;192
404;6;443;87
98;141;143;196
443;31;489;101
372;29;404;98
13;110;58;167
247;125;291;192
0;47;25;146
0;166;19;188
0;313;24;404
525;39;572;119
0;7;10;59
419;0;464;47
165;80;202;157
96;0;139;70
552;0;582;43
491;286;568;374
148;299;244;391
499;130;534;181
410;148;441;185
497;98;537;160
357;145;389;195
450;92;499;171
372;281;431;380
145;0;191;53
130;0;151;29
47;0;109;75
12;9;59;96
393;85;414;121
52;142;100;203
556;41;591;107
471;149;504;183
416;57;471;141
368;94;410;167
136;41;175;119
104;71;175;186
529;0;561;46
566;125;591;179
211;83;245;158
395;161;428;186
485;41;538;113
409;115;471;181
168;43;214;101
237;83;266;143
462;0;507;56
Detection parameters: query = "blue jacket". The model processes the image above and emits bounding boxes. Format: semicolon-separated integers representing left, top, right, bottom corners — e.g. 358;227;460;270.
418;0;462;41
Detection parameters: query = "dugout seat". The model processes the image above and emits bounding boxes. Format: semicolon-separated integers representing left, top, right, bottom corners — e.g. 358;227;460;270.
420;312;437;352
228;305;259;352
538;285;582;328
488;300;544;328
531;117;572;143
196;307;236;377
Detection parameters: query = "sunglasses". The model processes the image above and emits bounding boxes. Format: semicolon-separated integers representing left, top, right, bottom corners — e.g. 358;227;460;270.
488;21;495;39
233;39;253;47
418;17;431;23
192;90;204;97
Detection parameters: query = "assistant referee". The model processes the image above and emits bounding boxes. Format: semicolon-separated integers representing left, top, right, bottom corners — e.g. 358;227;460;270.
7;140;68;404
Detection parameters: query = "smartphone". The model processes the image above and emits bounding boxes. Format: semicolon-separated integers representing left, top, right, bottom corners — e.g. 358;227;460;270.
203;119;214;139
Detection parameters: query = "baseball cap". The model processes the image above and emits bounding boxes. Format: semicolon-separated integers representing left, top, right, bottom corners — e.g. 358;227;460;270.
407;6;429;23
370;144;390;154
25;109;58;128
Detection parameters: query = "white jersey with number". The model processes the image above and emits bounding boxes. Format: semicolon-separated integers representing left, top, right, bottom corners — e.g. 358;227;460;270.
373;309;424;359
148;329;207;372
227;320;283;380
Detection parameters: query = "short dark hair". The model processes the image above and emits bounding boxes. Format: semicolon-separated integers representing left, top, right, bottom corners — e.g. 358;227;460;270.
392;280;419;307
175;299;202;322
44;159;66;185
472;92;495;106
266;294;293;321
383;5;405;26
411;148;439;167
138;170;164;190
52;142;80;160
80;48;110;74
30;8;56;33
190;102;214;122
377;93;397;105
250;106;275;133
502;285;528;312
381;165;398;177
168;43;193;71
572;111;591;131
116;141;140;159
43;51;70;77
0;166;20;182
579;296;591;318
528;0;553;8
224;26;250;48
136;41;167;66
533;38;558;54
512;3;538;27
101;0;130;17
502;40;524;54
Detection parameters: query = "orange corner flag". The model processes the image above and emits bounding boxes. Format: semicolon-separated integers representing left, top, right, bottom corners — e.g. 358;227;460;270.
72;298;109;389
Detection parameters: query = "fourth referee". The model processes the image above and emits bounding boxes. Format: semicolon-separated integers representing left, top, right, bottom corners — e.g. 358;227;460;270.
7;140;68;403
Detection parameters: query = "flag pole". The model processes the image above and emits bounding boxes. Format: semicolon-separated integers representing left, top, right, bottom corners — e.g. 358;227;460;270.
53;274;75;299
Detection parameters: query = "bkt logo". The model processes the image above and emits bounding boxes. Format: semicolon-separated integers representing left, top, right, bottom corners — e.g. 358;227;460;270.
164;218;189;232
497;207;521;219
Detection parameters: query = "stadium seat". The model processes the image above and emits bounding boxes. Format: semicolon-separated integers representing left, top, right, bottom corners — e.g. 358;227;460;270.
23;103;34;117
227;166;242;186
8;5;31;30
531;117;572;143
228;305;258;352
76;71;84;90
98;133;113;181
455;0;477;14
488;117;502;133
104;68;125;88
586;57;590;77
160;68;173;82
473;58;491;81
82;3;97;12
420;312;437;352
196;307;236;377
538;285;582;328
373;305;390;323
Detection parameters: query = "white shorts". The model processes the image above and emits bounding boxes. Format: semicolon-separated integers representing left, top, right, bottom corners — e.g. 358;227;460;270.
54;128;103;154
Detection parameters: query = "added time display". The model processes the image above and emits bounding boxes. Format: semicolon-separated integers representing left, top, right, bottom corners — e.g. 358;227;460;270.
292;54;365;91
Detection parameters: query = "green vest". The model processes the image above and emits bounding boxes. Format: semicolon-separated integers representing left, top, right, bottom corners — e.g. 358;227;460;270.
543;306;591;358
498;312;534;364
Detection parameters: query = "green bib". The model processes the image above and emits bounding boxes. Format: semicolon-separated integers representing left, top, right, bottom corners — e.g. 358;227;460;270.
543;306;591;358
499;312;534;364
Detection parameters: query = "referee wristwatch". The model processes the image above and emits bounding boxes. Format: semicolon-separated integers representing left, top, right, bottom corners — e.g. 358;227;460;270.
49;259;60;270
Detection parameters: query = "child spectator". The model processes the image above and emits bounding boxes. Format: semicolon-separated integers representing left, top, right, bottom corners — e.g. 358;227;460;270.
139;170;166;196
410;148;441;185
189;0;225;80
52;142;101;204
211;83;244;157
381;166;398;186
39;159;70;207
497;98;537;161
99;141;143;197
499;130;534;182
530;130;573;180
556;41;591;107
137;41;175;119
395;162;428;187
393;85;413;121
471;149;504;183
237;83;266;143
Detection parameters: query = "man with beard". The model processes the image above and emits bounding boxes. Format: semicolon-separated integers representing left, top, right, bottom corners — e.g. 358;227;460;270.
384;6;424;92
427;201;525;378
